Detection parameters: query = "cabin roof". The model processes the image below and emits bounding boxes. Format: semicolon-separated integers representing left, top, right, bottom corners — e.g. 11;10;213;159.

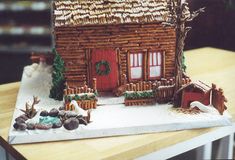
54;0;169;27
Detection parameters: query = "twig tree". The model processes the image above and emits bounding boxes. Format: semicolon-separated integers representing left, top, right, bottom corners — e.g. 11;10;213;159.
163;0;205;107
20;96;40;118
49;49;65;100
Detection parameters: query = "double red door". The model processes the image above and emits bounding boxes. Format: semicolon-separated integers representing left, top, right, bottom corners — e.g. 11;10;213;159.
91;49;118;91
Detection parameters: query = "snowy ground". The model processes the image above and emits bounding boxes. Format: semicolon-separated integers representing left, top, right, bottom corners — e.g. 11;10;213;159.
8;63;232;144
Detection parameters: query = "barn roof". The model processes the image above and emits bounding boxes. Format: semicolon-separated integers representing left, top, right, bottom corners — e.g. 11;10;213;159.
54;0;170;27
177;81;211;94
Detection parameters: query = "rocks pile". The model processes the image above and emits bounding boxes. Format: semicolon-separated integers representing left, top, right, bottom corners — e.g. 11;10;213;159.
13;107;91;131
58;108;90;130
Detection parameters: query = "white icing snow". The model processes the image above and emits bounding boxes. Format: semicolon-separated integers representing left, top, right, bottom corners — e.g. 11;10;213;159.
8;64;232;144
70;100;88;116
190;101;220;115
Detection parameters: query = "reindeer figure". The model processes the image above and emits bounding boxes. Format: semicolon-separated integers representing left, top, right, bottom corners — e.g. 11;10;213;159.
20;96;40;118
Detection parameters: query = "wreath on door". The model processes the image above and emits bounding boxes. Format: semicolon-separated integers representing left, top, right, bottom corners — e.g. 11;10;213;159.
95;60;111;75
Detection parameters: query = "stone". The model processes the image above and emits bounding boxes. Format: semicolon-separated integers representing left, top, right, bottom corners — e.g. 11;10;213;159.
52;120;63;128
76;115;83;119
35;123;52;130
65;111;78;118
15;114;29;123
58;110;66;117
26;123;35;130
39;116;60;125
78;117;88;125
13;122;19;130
48;108;59;117
40;110;48;117
15;117;26;123
13;122;27;131
18;114;29;121
59;106;65;110
63;118;79;130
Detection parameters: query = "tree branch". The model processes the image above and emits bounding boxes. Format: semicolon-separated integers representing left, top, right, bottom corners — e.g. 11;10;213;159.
184;27;192;37
186;7;205;22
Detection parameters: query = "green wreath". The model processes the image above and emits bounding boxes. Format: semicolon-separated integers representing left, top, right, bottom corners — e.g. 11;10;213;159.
95;60;111;75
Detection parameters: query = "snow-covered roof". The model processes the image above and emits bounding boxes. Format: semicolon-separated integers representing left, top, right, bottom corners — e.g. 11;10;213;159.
177;81;211;94
54;0;169;26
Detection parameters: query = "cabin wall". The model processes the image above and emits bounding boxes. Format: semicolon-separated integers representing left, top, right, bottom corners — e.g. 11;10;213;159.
54;23;176;87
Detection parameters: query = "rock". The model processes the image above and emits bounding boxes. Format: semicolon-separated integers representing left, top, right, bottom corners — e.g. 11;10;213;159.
19;114;29;121
58;110;66;117
59;106;65;110
78;117;88;125
48;108;59;117
65;111;78;118
52;120;62;128
13;122;27;131
39;116;60;125
35;123;52;130
15;117;26;123
40;110;48;117
15;114;29;123
18;123;27;130
63;118;79;130
13;123;19;130
76;115;83;119
26;123;35;130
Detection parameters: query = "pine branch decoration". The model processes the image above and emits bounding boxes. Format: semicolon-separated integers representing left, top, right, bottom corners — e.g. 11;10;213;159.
49;49;66;101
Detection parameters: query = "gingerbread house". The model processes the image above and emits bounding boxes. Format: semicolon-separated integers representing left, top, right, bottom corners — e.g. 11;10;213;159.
53;0;176;92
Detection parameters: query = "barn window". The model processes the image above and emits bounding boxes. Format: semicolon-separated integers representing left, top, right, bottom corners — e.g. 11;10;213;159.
148;51;162;79
129;53;143;80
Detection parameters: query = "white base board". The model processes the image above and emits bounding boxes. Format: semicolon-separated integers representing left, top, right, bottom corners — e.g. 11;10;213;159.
8;64;232;144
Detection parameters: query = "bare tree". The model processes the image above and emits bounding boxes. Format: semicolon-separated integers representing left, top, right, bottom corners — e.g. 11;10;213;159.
163;0;205;107
20;96;40;118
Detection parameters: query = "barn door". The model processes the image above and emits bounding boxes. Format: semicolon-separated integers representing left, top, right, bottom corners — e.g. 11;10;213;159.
91;49;118;91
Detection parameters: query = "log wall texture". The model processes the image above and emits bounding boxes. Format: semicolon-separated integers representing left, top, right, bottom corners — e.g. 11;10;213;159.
55;23;176;87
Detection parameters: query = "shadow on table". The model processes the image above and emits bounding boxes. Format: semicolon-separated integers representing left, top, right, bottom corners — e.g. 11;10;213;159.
0;136;26;160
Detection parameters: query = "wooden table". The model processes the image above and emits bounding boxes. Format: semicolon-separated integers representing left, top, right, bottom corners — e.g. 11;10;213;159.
0;47;235;160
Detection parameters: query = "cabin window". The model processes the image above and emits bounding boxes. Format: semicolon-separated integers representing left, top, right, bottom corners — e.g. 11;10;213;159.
148;51;162;79
130;53;143;80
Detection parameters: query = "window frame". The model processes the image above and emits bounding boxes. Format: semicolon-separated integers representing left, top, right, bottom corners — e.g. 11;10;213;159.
148;51;163;80
129;52;144;81
127;50;165;82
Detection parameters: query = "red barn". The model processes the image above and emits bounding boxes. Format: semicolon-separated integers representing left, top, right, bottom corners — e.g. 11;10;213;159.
177;81;211;108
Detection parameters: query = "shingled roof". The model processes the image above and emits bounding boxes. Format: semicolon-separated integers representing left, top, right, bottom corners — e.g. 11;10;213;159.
54;0;170;26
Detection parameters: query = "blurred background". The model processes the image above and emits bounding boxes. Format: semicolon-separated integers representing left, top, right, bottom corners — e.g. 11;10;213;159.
0;1;52;84
0;0;234;84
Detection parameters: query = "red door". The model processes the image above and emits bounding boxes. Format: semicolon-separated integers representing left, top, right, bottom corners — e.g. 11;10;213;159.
91;49;118;91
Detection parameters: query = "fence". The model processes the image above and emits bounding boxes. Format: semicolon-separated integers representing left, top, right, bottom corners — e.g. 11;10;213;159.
212;84;227;115
65;99;97;110
63;78;97;110
124;98;156;106
154;78;191;103
155;85;175;103
124;77;191;105
64;85;95;95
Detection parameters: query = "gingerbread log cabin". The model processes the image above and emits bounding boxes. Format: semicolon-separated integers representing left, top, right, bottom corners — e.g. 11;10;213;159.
53;0;176;92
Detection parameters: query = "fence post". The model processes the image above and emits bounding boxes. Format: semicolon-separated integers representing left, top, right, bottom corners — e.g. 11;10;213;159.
92;78;97;93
